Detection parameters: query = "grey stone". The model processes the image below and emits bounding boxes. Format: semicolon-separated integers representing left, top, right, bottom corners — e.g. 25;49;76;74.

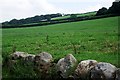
10;51;28;60
25;54;35;62
34;52;53;73
115;68;120;80
34;52;53;64
75;60;98;79
56;54;77;78
90;62;117;80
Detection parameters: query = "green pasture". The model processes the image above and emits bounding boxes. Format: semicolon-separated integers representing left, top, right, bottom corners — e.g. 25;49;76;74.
51;11;96;20
2;16;119;66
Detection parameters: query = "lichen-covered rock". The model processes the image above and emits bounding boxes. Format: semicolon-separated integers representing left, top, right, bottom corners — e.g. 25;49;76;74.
64;54;77;66
74;60;98;79
34;52;53;73
10;51;28;60
56;54;77;78
90;62;117;80
25;54;35;62
34;52;53;64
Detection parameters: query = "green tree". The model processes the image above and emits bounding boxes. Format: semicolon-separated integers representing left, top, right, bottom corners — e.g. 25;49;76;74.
70;14;77;19
96;7;107;16
107;1;120;15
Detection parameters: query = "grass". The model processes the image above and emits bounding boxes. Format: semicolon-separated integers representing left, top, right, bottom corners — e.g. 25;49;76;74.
76;11;97;17
51;15;70;20
51;11;96;20
2;16;119;78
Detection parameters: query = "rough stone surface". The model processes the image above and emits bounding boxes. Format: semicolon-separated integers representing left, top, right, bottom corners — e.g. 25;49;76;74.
90;62;117;80
8;51;119;79
34;52;53;64
74;60;98;79
56;54;77;78
34;52;53;73
25;54;35;62
115;68;120;80
10;51;28;60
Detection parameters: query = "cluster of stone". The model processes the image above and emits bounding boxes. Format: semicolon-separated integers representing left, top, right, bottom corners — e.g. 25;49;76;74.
8;51;120;80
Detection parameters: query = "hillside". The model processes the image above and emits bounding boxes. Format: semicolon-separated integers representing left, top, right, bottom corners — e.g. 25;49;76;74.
3;16;119;64
2;11;97;28
2;16;119;78
51;11;96;20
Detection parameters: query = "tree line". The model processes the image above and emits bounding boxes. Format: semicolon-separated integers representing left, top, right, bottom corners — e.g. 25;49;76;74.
2;13;62;26
96;1;120;16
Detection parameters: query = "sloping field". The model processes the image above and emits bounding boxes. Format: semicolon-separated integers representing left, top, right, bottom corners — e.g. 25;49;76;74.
2;16;119;66
51;11;96;20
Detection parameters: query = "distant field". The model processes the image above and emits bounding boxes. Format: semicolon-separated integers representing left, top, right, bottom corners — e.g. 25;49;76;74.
2;16;119;67
77;11;97;17
51;11;96;20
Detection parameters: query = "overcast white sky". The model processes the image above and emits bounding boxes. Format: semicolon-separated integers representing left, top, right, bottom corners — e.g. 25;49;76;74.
0;0;116;22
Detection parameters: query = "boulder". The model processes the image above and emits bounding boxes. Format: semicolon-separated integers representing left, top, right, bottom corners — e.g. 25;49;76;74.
64;54;77;66
90;62;117;80
74;60;98;79
10;51;28;60
25;54;35;62
34;52;53;73
56;54;77;78
34;52;53;64
115;68;120;80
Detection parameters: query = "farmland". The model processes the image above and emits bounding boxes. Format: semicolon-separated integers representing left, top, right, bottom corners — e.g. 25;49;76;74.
51;11;96;20
2;16;119;67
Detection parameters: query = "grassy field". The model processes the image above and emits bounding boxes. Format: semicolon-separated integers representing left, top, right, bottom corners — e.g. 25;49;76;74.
2;16;119;67
51;11;96;20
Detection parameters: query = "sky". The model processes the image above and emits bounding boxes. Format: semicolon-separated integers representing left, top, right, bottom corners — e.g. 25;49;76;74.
0;0;116;22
